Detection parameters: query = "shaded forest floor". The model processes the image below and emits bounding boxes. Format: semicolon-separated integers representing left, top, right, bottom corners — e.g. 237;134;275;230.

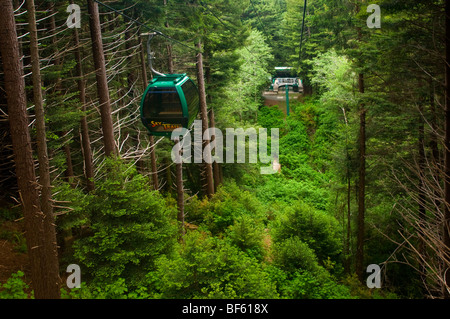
0;220;30;285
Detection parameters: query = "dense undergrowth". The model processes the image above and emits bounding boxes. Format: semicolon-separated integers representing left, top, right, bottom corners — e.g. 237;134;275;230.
1;98;399;299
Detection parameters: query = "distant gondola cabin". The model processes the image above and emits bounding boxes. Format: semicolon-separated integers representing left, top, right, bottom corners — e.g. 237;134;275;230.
140;74;199;136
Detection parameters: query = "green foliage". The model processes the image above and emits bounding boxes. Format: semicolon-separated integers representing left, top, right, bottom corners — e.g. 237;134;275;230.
214;30;274;127
186;181;267;235
265;265;352;299
72;158;177;289
310;49;354;102
271;201;342;264
65;278;152;299
1;0;438;300
0;231;26;254
150;231;279;299
257;106;285;130
0;205;21;222
341;274;399;299
53;182;92;232
272;236;320;273
226;214;266;261
0;271;32;299
257;176;329;210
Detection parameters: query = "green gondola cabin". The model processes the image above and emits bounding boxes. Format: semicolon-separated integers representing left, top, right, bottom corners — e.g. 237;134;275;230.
140;74;199;136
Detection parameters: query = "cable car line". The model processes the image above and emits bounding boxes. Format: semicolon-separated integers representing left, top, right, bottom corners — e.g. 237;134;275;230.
197;1;261;65
248;0;268;39
199;1;233;31
298;0;307;60
91;1;201;137
93;0;200;53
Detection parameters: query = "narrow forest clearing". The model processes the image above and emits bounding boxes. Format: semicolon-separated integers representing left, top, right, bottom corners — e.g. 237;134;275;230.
262;91;303;116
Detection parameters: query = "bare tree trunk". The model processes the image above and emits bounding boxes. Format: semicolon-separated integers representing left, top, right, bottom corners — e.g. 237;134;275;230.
167;44;174;74
0;0;60;299
63;142;75;187
418;102;428;291
174;138;185;240
73;15;95;192
139;34;159;190
429;79;441;212
87;0;117;157
345;160;351;274
26;0;60;298
209;108;220;192
49;2;61;93
443;0;450;298
356;72;366;282
196;41;214;198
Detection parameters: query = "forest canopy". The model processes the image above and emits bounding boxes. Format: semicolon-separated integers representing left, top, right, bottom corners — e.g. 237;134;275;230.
0;0;449;301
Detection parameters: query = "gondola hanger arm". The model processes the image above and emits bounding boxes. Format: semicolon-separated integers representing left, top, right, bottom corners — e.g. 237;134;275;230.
141;32;166;77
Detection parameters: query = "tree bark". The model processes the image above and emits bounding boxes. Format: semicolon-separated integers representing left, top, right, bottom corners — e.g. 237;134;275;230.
174;138;185;241
356;72;366;282
418;102;427;291
209;108;220;192
196;41;214;198
0;0;60;299
63;141;75;187
26;0;60;298
429;79;441;212
139;34;159;191
167;44;174;74
443;0;450;298
87;0;117;157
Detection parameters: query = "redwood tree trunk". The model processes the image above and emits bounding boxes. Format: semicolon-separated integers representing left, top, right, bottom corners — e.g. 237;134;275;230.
418;102;427;291
443;0;450;298
174;138;185;240
87;0;117;157
196;41;214;198
139;34;159;190
0;0;60;299
209;108;220;192
26;0;60;298
356;72;366;282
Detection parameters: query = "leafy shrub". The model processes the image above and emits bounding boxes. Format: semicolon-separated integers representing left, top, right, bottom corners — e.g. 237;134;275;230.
265;265;352;299
72;158;177;289
258;106;285;130
226;214;266;261
257;175;329;210
0;271;32;299
281;269;351;299
187;181;267;235
272;236;320;273
150;231;278;299
53;182;91;232
280;118;311;155
271;201;342;264
65;278;153;299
